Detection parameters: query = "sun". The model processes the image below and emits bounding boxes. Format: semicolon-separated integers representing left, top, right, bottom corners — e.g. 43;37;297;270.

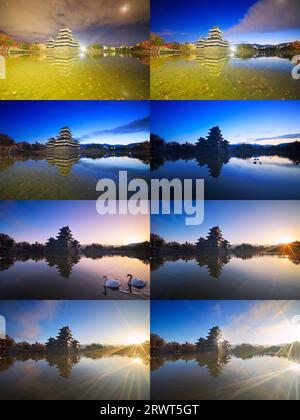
277;236;294;245
132;357;143;365
125;333;147;345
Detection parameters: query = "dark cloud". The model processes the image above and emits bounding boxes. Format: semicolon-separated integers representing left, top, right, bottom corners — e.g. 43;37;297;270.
227;0;299;34
0;0;149;43
78;116;150;141
255;133;300;142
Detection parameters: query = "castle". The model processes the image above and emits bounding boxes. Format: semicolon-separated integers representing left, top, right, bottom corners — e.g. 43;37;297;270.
46;127;80;157
196;327;230;355
46;28;80;50
195;27;230;50
196;226;230;250
196;126;230;153
46;226;80;253
46;326;80;354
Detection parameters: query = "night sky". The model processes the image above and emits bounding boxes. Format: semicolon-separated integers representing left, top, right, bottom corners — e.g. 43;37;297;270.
151;300;300;346
0;300;149;344
151;0;300;44
151;101;300;145
152;201;300;246
0;101;149;145
0;0;149;45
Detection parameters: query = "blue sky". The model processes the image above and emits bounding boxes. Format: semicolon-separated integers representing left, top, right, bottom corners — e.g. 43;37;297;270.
151;300;300;345
151;0;300;44
0;101;149;145
151;101;300;145
0;201;149;245
0;301;149;345
152;201;300;245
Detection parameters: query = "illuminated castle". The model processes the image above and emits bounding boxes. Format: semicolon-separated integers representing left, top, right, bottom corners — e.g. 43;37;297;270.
195;27;230;49
46;127;80;156
46;28;80;49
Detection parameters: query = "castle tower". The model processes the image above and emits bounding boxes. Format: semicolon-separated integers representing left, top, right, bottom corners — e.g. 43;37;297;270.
46;326;80;354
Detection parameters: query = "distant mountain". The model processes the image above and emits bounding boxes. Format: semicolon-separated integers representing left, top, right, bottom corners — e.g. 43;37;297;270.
81;142;147;149
237;41;300;50
230;140;300;150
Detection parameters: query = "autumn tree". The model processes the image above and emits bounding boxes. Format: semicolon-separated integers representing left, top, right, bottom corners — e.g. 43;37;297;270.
150;333;166;349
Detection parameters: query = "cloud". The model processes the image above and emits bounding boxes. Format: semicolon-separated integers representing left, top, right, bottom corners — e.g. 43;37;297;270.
223;301;297;345
212;303;222;316
0;0;149;42
255;133;300;142
77;116;150;141
226;0;299;35
14;301;62;340
158;29;187;37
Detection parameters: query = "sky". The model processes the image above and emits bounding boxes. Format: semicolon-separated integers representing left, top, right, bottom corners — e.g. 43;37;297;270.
151;300;300;346
0;101;149;145
151;201;300;245
0;300;149;345
0;0;149;45
0;201;149;245
151;0;300;44
151;101;300;146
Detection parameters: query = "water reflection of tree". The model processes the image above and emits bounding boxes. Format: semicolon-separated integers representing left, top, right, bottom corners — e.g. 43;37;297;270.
0;256;15;271
45;253;81;278
0;254;45;272
0;353;45;372
0;157;15;171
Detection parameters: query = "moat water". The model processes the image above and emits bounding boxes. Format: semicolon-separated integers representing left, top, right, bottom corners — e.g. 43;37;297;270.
151;155;300;199
151;354;300;400
0;354;149;400
151;254;300;300
150;55;300;100
0;155;149;200
0;255;150;300
0;53;149;100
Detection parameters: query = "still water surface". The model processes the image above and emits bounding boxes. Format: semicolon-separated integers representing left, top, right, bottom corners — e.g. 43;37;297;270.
151;254;300;299
151;354;300;400
0;255;150;299
0;156;149;199
0;54;149;100
0;354;149;400
151;55;300;100
151;155;300;199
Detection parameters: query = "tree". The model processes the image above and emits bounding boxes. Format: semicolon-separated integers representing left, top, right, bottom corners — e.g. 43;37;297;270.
0;133;15;146
150;133;165;149
0;233;16;250
150;233;166;249
150;334;166;349
150;33;165;47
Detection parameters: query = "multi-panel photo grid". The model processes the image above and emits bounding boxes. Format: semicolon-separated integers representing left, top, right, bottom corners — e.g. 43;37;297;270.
0;0;300;402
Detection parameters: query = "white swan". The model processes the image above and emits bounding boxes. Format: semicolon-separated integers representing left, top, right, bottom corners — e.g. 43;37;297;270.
127;274;146;288
103;275;120;289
